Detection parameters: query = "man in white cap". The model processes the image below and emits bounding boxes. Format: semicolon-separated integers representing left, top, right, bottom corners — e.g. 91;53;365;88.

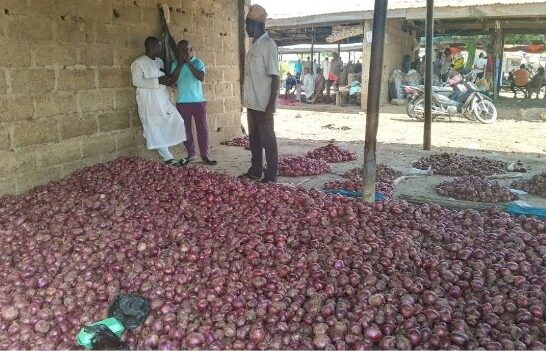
240;4;279;183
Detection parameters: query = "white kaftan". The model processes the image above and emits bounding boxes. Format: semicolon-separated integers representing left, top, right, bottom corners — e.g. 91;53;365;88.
131;55;186;150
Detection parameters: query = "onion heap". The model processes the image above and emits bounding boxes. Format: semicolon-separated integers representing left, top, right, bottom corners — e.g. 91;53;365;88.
278;156;330;177
306;144;358;163
221;136;250;148
343;165;402;182
323;179;395;198
0;157;544;350
511;173;546;198
436;176;519;203
413;153;508;177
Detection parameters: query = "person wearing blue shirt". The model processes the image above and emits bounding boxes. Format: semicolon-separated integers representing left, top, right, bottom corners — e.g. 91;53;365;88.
171;40;217;165
284;72;297;98
294;59;303;80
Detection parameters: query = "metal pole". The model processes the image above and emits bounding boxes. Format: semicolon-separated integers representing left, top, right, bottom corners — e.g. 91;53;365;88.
311;29;315;73
423;0;434;150
362;0;388;203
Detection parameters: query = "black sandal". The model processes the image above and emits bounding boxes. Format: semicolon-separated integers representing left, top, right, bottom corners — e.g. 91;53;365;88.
177;158;190;166
165;159;178;166
202;156;217;165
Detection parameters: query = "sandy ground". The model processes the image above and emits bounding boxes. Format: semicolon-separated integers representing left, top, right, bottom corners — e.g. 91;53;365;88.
202;103;545;209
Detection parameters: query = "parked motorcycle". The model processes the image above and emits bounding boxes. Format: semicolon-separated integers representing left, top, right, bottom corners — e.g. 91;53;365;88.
404;73;497;124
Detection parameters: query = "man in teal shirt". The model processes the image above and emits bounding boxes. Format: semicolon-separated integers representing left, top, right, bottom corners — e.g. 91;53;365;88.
171;40;216;165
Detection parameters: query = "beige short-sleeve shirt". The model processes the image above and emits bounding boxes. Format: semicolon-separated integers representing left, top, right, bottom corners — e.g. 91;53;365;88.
243;32;279;112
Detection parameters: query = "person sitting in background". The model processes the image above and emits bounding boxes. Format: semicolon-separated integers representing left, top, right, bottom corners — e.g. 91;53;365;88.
284;72;297;99
511;64;530;97
527;66;545;99
312;68;326;103
441;48;453;82
296;67;315;102
402;54;412;74
447;68;463;87
452;52;465;72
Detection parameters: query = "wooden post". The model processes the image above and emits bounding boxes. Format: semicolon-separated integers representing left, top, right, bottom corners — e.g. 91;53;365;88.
423;0;434;150
362;0;388;203
338;42;341;56
361;20;372;111
311;28;315;74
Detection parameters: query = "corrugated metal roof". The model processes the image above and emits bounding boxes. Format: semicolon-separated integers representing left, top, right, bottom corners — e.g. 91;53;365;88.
264;0;546;20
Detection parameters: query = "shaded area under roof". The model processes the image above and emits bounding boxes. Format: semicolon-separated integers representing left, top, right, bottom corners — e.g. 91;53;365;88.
278;43;364;54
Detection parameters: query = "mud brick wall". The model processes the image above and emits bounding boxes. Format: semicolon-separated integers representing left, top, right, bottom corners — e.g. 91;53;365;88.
0;0;242;194
361;19;415;107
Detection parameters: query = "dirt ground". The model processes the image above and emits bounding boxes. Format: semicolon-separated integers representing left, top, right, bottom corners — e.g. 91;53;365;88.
203;103;545;210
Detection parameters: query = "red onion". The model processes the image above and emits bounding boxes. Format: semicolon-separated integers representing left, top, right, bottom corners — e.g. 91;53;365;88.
413;152;508;176
0;157;543;350
277;156;330;177
306;143;357;163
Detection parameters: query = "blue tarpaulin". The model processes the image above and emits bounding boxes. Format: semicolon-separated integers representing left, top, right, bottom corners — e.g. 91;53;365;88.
505;202;546;220
323;189;387;202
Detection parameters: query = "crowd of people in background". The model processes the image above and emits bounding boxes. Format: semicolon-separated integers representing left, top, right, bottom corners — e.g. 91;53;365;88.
282;52;362;104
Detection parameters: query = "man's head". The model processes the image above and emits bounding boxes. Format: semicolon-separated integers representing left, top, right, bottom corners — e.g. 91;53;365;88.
479;52;484;58
245;4;267;38
444;47;451;56
307;56;310;61
298;59;301;63
144;36;161;58
316;68;322;74
304;67;309;75
520;63;526;69
177;40;193;61
325;57;329;61
286;72;292;78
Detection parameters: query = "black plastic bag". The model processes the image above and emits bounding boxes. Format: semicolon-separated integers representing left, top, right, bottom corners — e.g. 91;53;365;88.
87;324;128;350
108;294;151;330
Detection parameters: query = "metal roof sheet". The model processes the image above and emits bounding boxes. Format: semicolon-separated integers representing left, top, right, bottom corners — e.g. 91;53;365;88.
265;0;546;20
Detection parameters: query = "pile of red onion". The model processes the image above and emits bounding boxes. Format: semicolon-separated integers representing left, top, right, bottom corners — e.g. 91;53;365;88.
307;144;358;163
511;173;546;198
278;156;330;177
413;153;508;177
343;165;402;182
436;176;519;203
276;98;301;107
323;178;395;197
221;136;250;148
0;158;544;350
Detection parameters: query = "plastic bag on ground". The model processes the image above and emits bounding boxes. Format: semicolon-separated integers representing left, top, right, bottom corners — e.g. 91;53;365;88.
87;324;128;350
108;294;151;330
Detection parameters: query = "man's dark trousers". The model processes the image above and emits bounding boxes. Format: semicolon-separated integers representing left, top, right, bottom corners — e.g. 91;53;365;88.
246;108;278;182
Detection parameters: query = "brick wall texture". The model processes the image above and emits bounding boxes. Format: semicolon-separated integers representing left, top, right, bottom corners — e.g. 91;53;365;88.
361;19;414;106
0;0;242;194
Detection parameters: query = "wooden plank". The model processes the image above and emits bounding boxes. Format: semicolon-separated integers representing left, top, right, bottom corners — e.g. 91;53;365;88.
406;3;546;20
327;25;364;43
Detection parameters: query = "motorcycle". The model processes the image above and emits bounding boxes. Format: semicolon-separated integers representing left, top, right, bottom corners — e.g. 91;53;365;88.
404;72;497;124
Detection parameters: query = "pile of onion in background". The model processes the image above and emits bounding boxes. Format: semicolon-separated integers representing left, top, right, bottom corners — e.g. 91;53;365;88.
0;158;544;350
436;176;519;203
512;172;546;198
413;153;508;177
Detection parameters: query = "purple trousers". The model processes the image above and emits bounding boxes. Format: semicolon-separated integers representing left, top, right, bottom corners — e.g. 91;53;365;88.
176;102;209;158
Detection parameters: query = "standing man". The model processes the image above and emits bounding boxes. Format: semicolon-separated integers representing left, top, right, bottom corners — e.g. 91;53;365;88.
130;36;186;166
328;52;343;99
473;52;487;79
241;4;279;183
296;67;315;102
294;59;303;81
172;40;217;165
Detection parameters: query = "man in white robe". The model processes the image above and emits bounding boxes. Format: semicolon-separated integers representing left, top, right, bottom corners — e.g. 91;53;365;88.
131;36;186;165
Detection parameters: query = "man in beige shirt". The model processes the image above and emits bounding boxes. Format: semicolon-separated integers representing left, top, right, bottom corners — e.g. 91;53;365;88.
241;4;279;183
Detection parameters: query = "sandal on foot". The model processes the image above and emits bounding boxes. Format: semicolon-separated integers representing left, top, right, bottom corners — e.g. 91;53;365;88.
202;156;217;165
165;159;178;166
177;158;190;166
